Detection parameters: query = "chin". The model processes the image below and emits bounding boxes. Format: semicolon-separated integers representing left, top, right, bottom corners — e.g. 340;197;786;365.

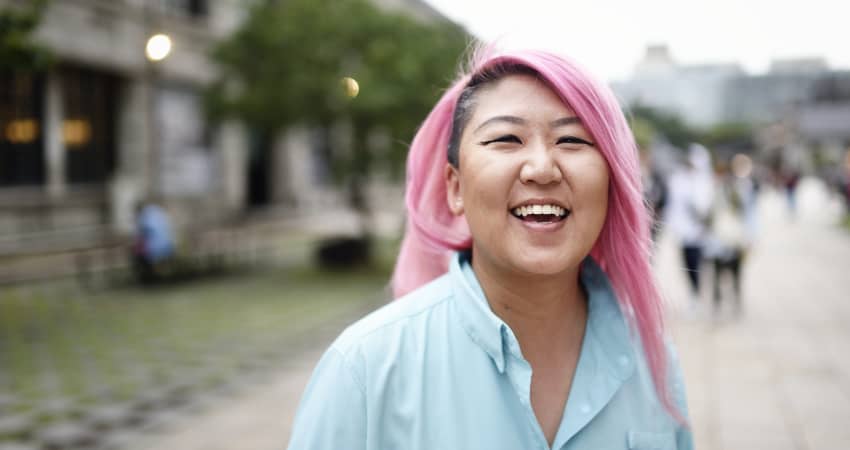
510;250;583;277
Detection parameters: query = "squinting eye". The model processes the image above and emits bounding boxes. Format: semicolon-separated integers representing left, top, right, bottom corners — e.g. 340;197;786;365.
557;136;595;146
480;135;522;145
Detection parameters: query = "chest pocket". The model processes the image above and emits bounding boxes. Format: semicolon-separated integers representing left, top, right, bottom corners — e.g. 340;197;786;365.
627;431;676;450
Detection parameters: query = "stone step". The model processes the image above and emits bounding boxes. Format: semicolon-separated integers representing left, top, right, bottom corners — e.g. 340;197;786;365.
0;442;40;450
85;403;142;431
37;421;98;450
0;414;34;440
0;395;18;413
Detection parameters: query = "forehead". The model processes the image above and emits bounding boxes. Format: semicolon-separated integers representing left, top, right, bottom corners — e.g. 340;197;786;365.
469;74;574;124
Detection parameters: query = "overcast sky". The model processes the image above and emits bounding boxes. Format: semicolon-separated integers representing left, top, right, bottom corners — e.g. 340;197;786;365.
423;0;848;81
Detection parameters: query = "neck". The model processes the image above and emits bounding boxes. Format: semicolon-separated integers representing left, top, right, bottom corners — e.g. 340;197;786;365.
470;251;588;353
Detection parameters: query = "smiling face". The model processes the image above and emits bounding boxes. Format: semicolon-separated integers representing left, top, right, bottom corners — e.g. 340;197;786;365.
446;74;610;279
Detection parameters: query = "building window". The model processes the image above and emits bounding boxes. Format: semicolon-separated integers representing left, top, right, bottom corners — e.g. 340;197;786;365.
61;66;118;185
0;72;45;187
159;0;208;18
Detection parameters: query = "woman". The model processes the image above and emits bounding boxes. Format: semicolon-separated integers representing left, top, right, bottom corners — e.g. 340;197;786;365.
706;156;755;315
287;48;692;449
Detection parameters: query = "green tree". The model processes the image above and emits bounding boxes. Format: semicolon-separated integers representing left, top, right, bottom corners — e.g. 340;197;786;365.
0;0;52;71
628;104;755;157
206;0;467;243
700;122;754;151
628;116;655;150
628;104;698;149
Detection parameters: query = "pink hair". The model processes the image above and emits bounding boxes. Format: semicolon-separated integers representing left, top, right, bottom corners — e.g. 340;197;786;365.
391;47;684;423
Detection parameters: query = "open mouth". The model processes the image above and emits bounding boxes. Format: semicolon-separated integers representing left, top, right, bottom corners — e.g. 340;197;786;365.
510;204;570;223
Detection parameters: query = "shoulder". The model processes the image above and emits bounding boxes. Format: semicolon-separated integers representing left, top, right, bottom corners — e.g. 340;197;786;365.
329;273;455;357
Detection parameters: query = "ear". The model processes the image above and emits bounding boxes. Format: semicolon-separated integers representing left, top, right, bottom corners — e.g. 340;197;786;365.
445;163;464;216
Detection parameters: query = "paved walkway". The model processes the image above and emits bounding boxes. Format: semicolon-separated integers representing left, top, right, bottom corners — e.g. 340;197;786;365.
663;181;850;450
133;179;850;450
128;349;324;450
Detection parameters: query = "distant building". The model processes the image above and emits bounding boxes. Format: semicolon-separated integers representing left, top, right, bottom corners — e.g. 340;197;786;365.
614;45;850;175
0;0;452;254
613;45;847;129
0;0;253;247
793;74;850;170
612;45;745;128
769;57;829;75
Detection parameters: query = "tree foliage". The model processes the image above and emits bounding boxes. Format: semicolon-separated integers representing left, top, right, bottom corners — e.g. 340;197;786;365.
628;104;698;149
628;116;655;150
205;0;469;191
629;103;754;154
0;0;52;71
700;122;754;151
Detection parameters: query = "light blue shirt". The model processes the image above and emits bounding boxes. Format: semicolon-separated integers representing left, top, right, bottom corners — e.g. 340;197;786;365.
287;252;693;450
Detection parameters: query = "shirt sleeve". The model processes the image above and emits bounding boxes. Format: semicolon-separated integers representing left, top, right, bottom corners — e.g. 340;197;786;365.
286;347;367;450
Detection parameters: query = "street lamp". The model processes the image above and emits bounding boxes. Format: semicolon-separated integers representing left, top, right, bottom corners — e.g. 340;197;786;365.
144;32;171;198
145;33;172;62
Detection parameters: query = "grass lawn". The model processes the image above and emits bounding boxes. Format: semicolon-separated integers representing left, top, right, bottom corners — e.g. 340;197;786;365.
0;238;395;429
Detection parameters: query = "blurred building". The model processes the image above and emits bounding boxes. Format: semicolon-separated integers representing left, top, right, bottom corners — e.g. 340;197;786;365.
0;0;448;262
784;74;850;174
614;45;850;173
613;45;745;128
0;0;253;253
614;45;850;129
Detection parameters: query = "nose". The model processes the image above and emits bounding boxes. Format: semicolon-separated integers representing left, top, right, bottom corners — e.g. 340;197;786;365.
519;143;562;185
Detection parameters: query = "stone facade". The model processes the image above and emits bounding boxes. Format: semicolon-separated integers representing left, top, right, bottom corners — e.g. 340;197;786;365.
0;0;254;245
0;0;448;252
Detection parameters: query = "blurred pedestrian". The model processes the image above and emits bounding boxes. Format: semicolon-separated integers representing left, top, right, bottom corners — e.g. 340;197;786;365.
782;167;801;219
705;155;756;315
842;150;850;218
132;199;175;284
666;144;715;310
287;47;692;449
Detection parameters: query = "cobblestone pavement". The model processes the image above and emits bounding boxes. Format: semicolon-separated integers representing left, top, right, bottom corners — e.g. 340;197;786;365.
127;349;325;450
133;180;850;450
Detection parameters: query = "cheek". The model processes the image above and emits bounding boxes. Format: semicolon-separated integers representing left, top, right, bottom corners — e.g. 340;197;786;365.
459;157;517;208
571;155;611;213
591;167;611;224
461;175;507;218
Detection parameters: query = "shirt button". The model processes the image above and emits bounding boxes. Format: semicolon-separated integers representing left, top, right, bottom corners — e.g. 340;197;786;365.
580;404;591;414
618;355;629;366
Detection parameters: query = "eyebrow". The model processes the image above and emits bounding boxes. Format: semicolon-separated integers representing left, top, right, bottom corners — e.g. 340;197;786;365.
550;116;582;127
473;115;582;132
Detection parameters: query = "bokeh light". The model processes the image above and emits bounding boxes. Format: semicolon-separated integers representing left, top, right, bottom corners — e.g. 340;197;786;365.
145;33;172;62
341;77;360;98
731;153;753;179
3;119;39;144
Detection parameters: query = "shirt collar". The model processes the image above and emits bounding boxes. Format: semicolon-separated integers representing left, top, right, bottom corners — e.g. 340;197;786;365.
450;251;511;373
449;250;635;380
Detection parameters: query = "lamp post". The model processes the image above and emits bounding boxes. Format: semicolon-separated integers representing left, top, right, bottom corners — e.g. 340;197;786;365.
144;31;171;198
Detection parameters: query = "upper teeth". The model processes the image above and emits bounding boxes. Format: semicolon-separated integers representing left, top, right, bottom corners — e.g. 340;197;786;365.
512;204;567;217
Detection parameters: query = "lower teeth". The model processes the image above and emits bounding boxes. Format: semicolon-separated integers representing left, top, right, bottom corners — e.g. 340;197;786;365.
526;215;560;222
